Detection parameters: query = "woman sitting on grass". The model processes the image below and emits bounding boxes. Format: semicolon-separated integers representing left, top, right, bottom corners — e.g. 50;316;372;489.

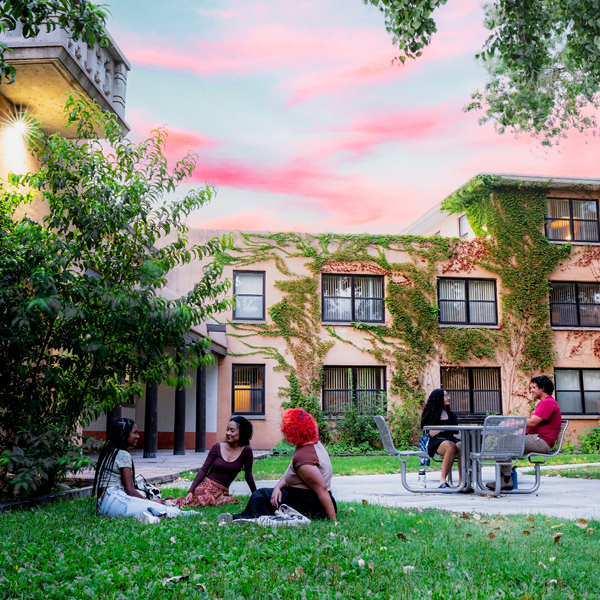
93;418;183;524
219;408;337;523
169;416;256;508
421;388;462;489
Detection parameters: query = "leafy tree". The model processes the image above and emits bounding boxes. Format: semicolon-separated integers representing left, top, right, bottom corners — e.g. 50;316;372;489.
366;0;600;145
0;94;232;496
0;0;108;83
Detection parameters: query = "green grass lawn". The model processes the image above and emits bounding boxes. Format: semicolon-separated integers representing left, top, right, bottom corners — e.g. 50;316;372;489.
524;466;600;480
0;491;598;600
227;454;600;482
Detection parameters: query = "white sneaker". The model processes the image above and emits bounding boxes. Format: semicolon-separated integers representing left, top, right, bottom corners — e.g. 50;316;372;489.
138;510;160;525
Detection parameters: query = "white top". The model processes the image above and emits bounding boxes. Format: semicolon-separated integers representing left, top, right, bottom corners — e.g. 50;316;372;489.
99;450;132;490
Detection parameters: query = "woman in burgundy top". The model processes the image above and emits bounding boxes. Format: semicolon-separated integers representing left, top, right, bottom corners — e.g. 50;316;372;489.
171;416;256;507
223;408;337;522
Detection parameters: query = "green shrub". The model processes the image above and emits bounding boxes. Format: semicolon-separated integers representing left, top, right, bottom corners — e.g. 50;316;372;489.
0;422;93;498
335;396;387;450
270;440;295;455
578;426;600;454
559;441;580;455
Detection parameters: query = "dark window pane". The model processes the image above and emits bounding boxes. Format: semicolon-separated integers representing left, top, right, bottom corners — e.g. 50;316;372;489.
547;198;570;219
572;200;598;220
469;302;496;324
546;219;571;240
551;304;578;326
573;220;600;242
233;366;264;414
439;301;466;323
550;283;577;326
550;282;576;303
323;297;352;321
323;275;351;297
355;298;384;321
323;367;352;414
468;280;494;301
442;368;501;415
439;279;466;301
582;370;600;413
555;391;582;413
354;276;383;298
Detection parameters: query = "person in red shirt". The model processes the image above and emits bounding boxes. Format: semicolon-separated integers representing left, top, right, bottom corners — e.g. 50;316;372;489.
487;375;562;491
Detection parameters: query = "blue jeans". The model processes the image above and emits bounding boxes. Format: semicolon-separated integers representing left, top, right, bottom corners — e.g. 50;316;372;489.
98;487;181;519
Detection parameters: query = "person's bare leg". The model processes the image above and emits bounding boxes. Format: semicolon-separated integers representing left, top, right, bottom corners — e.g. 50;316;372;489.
456;441;462;485
437;441;457;484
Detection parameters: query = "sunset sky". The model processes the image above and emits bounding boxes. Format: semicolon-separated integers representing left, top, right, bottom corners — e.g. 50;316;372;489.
106;0;600;233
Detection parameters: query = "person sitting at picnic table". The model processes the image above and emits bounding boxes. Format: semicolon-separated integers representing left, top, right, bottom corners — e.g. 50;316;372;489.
170;416;257;508
219;408;337;523
486;375;562;491
93;418;184;524
421;388;462;489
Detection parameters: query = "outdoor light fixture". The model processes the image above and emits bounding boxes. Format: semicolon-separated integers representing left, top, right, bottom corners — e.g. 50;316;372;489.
1;110;35;138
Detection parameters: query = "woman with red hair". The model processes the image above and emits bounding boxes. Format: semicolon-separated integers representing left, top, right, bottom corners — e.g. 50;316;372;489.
220;408;337;523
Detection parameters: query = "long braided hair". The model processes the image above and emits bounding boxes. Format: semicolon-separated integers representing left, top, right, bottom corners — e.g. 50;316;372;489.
420;388;455;429
92;418;136;499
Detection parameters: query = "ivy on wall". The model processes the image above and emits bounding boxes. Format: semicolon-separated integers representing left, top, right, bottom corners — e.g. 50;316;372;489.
220;175;578;441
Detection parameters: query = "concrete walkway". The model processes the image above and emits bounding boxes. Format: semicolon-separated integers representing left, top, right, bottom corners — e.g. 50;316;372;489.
218;465;600;520
70;449;271;486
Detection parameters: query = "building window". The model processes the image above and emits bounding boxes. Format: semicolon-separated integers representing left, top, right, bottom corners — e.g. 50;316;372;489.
322;275;384;323
555;369;600;414
459;215;469;238
438;278;497;325
441;367;502;416
322;366;386;415
549;281;600;327
233;271;265;321
232;365;265;415
545;197;600;242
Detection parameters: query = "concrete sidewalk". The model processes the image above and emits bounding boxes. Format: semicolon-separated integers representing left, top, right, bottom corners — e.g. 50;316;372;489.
70;449;271;486
221;466;600;520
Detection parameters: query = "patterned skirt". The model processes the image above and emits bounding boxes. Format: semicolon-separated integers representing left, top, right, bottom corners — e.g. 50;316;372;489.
171;477;240;508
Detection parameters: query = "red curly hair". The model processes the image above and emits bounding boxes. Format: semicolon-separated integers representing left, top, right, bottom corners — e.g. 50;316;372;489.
281;408;319;447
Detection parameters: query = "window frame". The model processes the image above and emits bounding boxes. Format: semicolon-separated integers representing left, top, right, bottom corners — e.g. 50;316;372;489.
321;274;385;324
231;364;266;416
440;366;503;416
322;365;387;415
459;215;469;238
549;280;600;328
544;197;600;243
232;270;266;322
437;277;498;326
554;368;600;415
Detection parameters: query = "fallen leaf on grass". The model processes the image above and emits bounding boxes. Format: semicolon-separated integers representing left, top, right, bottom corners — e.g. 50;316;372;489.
520;596;534;600
587;528;595;536
487;532;496;540
493;526;501;530
472;512;481;521
553;532;563;543
411;529;418;534
162;575;189;585
549;557;556;562
527;516;535;522
538;562;547;569
549;579;558;585
289;567;304;581
454;522;462;528
197;583;207;592
523;530;531;536
402;566;415;573
169;537;176;544
482;521;490;525
396;533;407;541
368;561;375;574
348;507;355;512
460;512;470;519
362;500;369;505
575;518;588;529
355;559;365;568
465;533;472;538
550;523;563;529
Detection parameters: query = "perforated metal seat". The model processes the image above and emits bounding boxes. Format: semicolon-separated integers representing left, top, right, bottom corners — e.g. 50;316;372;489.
471;416;527;496
501;420;569;495
373;415;465;493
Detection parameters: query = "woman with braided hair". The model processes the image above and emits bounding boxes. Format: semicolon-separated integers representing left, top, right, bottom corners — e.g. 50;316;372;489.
93;418;184;523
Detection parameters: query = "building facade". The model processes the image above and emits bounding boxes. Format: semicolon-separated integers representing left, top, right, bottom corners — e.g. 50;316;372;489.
160;174;600;450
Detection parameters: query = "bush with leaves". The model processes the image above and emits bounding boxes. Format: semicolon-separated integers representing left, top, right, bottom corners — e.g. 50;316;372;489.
334;394;387;450
578;427;600;454
0;421;92;498
0;94;231;497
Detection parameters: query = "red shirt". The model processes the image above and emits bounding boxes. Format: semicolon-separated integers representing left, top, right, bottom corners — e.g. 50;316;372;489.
527;396;562;447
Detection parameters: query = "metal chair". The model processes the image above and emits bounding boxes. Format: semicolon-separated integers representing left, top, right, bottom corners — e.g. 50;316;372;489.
471;416;527;496
373;415;465;493
502;420;569;495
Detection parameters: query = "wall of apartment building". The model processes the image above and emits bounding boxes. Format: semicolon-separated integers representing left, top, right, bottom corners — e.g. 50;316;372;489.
165;224;600;449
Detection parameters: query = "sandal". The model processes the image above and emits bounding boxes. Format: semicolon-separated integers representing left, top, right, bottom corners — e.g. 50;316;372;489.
438;482;449;489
